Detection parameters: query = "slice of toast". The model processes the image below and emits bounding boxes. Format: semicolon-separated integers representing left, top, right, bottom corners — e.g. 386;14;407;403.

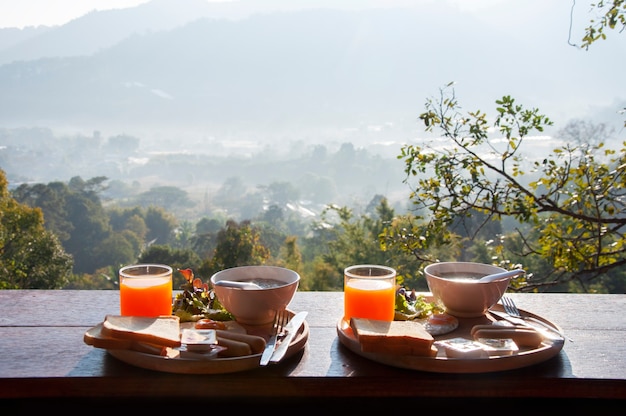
350;317;436;357
101;315;181;348
84;323;133;350
84;322;168;355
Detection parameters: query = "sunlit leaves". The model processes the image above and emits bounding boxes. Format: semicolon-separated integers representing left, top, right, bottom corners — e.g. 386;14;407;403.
390;84;626;291
580;0;626;50
0;169;73;288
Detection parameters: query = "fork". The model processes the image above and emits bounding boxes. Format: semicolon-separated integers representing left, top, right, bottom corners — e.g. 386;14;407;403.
501;296;573;342
274;309;288;338
259;309;288;365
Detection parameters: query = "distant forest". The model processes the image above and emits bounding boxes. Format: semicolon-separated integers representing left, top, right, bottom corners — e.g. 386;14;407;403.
2;118;625;294
1;126;411;221
1;125;426;291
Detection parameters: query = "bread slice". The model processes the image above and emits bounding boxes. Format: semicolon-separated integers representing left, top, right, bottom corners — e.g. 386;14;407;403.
84;323;133;350
84;323;168;355
101;315;181;348
350;317;436;357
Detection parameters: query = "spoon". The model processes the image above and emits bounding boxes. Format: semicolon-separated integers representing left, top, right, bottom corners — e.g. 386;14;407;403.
213;280;262;290
477;268;525;283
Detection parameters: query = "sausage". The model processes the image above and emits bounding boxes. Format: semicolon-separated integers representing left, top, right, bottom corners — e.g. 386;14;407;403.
470;324;514;336
195;319;227;330
472;328;544;348
215;330;267;354
130;342;167;356
216;337;253;357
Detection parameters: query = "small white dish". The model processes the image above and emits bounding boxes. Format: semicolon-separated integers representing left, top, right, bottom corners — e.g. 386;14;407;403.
181;328;217;353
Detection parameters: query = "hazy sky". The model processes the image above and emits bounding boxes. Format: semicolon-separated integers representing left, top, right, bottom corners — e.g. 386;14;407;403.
0;0;527;29
0;0;159;28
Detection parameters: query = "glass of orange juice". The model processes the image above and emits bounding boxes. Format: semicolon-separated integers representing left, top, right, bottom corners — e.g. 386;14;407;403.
344;264;396;322
119;264;173;317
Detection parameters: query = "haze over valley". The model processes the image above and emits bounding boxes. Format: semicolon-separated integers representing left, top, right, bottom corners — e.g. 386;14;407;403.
0;0;624;219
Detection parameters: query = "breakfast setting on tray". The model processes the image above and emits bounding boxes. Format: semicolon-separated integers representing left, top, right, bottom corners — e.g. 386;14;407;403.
83;261;568;374
83;264;309;374
338;262;567;373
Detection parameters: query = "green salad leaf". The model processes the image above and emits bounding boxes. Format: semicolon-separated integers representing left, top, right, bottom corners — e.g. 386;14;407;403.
394;287;442;321
172;268;234;322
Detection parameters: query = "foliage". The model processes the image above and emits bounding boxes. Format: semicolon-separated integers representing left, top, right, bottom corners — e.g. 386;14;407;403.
578;0;625;50
144;206;179;246
138;244;202;290
135;186;194;212
2;4;624;292
301;257;338;291
12;176;111;274
0;169;73;288
385;84;626;292
574;0;626;127
171;268;233;322
311;196;426;290
63;266;119;290
10;178;186;275
198;219;271;278
279;235;303;275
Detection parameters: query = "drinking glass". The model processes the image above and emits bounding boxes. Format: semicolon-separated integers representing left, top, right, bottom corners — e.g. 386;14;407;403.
344;264;396;322
119;264;173;317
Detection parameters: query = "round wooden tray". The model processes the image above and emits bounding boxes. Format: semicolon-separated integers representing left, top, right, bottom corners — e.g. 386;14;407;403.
337;302;564;373
108;310;309;374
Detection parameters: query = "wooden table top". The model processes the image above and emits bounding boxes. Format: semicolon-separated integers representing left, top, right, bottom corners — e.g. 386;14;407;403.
0;290;625;411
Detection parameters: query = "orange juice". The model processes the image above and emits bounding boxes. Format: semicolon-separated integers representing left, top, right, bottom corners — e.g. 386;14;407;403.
119;264;173;317
344;265;396;322
344;279;395;321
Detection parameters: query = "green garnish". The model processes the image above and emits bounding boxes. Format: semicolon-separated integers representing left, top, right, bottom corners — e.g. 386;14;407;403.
394;287;442;320
172;268;234;322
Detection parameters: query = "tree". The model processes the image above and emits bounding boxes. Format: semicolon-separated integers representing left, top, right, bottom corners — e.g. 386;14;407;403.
280;235;303;275
264;181;301;206
559;118;614;147
577;0;625;50
105;134;140;155
59;178;111;273
138;244;202;290
12;176;112;274
199;219;271;277
314;196;422;290
573;0;626;127
92;232;137;271
135;186;194;212
11;182;73;241
0;169;73;288
385;85;625;292
145;206;178;246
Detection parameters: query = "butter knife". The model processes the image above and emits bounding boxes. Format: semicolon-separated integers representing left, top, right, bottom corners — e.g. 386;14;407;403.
489;309;572;342
259;323;280;366
269;311;308;363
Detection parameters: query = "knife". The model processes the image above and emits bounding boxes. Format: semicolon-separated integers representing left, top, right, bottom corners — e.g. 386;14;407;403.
489;309;572;342
269;311;308;363
259;316;282;366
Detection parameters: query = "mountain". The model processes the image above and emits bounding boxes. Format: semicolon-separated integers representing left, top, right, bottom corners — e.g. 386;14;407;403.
0;0;244;64
0;0;624;147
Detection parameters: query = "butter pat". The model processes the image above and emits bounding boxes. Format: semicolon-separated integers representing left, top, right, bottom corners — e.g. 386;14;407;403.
475;338;519;356
178;344;226;360
181;328;217;352
435;337;488;359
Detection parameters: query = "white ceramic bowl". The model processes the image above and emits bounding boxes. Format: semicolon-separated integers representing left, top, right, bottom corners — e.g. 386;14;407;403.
424;262;511;318
210;265;300;325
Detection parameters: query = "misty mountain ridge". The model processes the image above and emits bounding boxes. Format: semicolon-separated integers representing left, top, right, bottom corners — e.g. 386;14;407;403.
0;0;623;159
